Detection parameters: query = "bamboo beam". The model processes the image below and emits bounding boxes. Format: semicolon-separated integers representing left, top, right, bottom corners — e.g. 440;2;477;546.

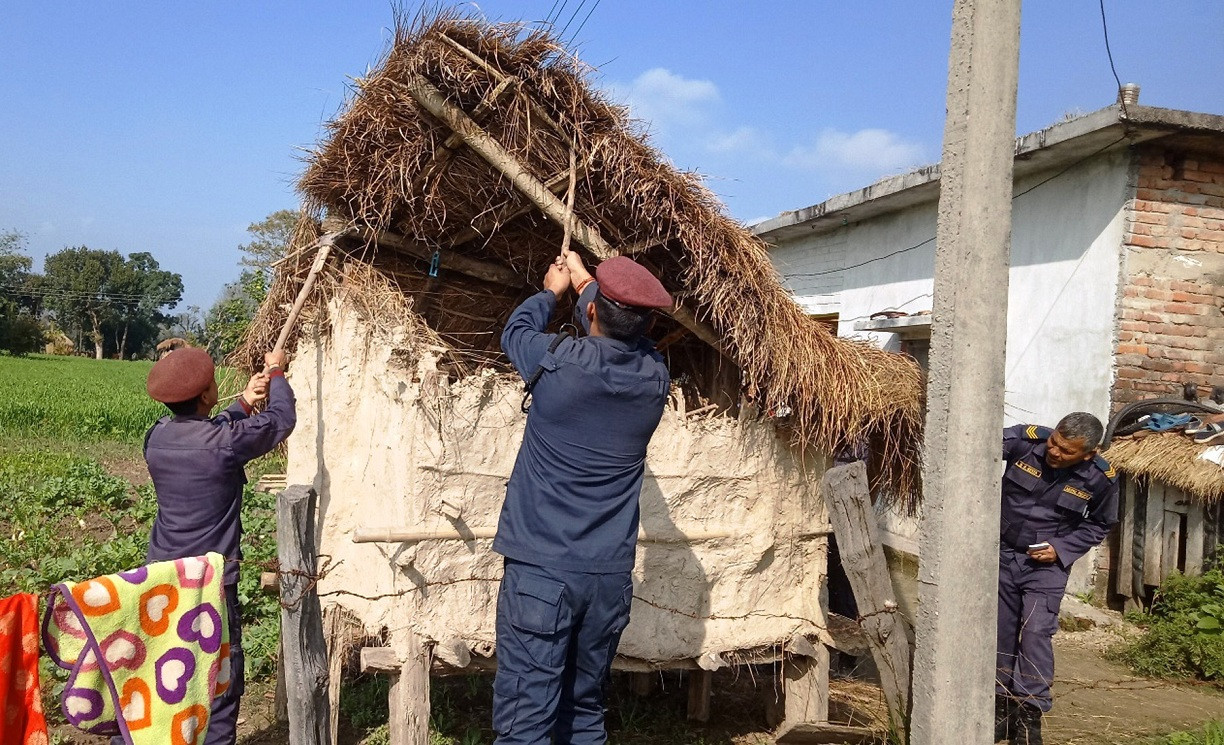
356;228;524;286
401;73;726;356
351;525;823;544
412;76;517;195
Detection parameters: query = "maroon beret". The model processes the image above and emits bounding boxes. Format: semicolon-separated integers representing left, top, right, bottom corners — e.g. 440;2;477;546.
147;347;215;403
595;256;673;309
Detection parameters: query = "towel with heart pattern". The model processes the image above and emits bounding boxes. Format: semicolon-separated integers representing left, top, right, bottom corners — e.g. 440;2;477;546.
41;553;231;745
0;593;48;744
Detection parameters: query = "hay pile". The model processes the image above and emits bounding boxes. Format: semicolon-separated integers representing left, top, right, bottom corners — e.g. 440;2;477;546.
1104;432;1224;502
238;9;924;505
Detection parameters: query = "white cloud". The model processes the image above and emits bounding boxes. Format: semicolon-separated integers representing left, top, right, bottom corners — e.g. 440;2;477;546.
785;128;925;174
704;126;772;158
610;68;721;133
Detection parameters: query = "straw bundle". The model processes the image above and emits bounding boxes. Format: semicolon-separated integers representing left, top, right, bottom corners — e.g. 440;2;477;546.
1104;432;1224;503
238;9;925;506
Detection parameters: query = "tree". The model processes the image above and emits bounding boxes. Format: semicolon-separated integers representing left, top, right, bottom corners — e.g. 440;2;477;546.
42;247;125;359
108;252;184;359
239;209;300;278
205;270;267;359
0;230;45;355
203;210;297;359
42;247;183;360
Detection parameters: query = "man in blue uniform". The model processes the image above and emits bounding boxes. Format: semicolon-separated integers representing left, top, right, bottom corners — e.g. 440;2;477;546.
139;346;296;745
995;413;1118;745
492;251;672;745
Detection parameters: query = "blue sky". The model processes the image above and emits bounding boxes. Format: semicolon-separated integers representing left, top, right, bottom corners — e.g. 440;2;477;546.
2;1;1222;310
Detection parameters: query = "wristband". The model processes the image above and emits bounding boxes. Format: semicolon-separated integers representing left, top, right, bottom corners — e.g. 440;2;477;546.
575;277;595;295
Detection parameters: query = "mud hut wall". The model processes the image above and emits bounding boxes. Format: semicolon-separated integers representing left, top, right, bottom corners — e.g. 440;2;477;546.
285;299;831;662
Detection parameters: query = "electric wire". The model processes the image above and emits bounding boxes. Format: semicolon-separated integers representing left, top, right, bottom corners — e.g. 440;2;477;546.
568;0;602;44
1099;0;1129;119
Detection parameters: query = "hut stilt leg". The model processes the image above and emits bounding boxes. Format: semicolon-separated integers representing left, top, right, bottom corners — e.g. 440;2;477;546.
629;672;656;697
388;632;431;745
782;644;829;728
686;669;712;722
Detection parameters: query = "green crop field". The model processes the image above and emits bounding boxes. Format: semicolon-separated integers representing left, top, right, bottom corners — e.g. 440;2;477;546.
0;353;247;442
0;353;285;741
0;354;164;441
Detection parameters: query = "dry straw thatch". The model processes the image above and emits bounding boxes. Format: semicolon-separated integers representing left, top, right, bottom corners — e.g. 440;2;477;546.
1104;432;1224;503
238;9;925;505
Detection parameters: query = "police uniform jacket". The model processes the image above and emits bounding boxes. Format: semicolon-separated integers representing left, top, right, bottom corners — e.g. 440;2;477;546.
145;373;297;585
1000;424;1119;570
494;282;670;574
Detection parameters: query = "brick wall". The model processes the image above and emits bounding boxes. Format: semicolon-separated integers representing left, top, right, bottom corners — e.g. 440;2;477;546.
1114;148;1224;410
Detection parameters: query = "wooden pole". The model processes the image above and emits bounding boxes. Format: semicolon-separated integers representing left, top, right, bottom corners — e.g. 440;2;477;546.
349;525;804;544
273;231;346;356
388;631;432;745
400;73;725;356
686;670;713;722
821;462;913;736
277;485;332;745
782;644;830;730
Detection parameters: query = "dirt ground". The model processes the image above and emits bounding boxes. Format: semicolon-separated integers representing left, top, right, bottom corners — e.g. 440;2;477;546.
1044;630;1224;744
49;628;1220;745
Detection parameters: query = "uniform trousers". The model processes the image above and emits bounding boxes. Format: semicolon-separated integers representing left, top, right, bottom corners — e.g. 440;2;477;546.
493;559;633;745
108;583;244;745
996;547;1067;712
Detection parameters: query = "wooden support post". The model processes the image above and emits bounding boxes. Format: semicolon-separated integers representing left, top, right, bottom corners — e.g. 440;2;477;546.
324;608;345;745
400;73;726;356
686;670;712;722
1116;476;1137;605
782;644;830;728
388;632;432;745
275;636;289;723
629;672;657;697
821;462;913;735
278;485;332;745
1143;481;1166;586
1185;499;1206;577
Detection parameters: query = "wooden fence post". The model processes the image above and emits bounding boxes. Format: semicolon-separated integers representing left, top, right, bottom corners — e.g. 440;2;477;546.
821;462;913;737
388;631;432;745
278;484;332;744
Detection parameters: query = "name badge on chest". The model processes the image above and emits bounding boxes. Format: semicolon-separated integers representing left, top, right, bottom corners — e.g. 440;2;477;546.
1015;461;1041;479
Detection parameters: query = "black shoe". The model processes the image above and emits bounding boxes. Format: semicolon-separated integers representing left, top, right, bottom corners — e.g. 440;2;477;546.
1011;703;1043;745
993;695;1016;742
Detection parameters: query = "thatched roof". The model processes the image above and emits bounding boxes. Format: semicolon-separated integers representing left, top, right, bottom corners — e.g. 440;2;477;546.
1104;432;1224;503
239;9;924;505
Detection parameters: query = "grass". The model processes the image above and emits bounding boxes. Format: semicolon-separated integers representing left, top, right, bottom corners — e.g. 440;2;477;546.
1111;563;1224;683
1133;721;1224;745
0;353;246;443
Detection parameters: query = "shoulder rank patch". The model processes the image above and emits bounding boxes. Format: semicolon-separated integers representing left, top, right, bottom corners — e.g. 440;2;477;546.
1093;454;1117;481
1015;461;1041;478
1023;424;1052;441
1063;484;1092;501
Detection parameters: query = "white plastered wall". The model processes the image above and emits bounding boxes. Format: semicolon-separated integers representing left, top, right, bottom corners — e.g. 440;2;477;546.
769;151;1132;594
285;300;831;664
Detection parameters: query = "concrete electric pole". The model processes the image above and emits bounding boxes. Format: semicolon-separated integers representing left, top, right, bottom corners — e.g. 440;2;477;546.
910;0;1021;742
